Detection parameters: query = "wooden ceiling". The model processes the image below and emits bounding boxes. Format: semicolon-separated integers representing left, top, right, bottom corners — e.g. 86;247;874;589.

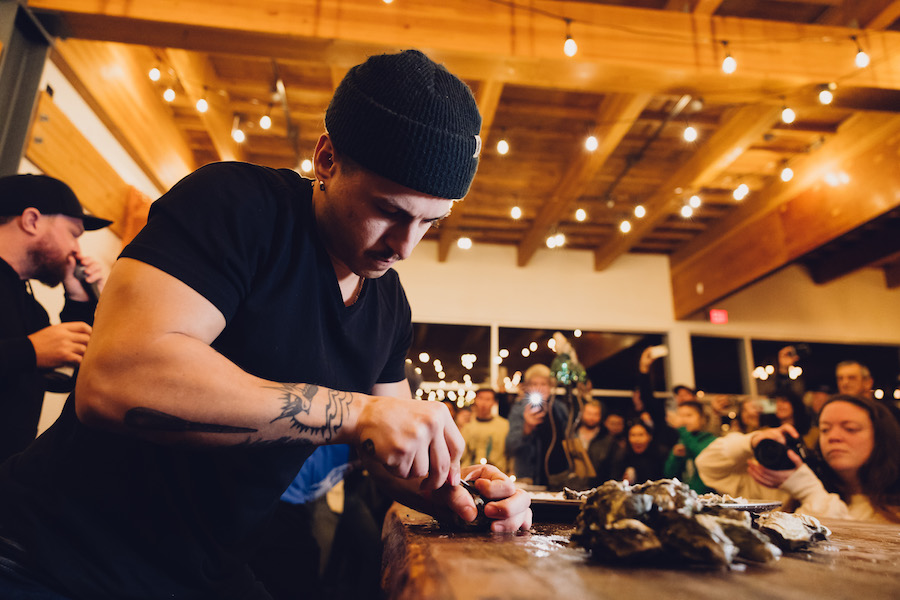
25;0;900;318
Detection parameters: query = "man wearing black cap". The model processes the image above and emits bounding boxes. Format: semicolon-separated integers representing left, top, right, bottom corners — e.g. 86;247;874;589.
0;50;530;599
0;174;110;465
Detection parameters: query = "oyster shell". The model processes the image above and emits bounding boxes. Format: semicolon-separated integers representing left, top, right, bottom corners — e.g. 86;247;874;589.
755;511;832;551
655;512;738;568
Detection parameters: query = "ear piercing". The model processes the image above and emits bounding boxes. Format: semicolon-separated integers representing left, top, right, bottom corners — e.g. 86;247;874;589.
318;181;325;191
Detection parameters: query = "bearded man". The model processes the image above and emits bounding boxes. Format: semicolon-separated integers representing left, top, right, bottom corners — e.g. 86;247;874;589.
0;174;109;463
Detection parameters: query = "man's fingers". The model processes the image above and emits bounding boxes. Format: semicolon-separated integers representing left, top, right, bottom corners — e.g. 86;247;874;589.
421;439;450;490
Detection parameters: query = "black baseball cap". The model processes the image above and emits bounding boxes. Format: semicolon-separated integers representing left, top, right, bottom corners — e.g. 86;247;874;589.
0;174;112;230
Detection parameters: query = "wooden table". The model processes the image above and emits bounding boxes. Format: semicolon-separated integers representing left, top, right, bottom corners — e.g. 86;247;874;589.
381;504;900;599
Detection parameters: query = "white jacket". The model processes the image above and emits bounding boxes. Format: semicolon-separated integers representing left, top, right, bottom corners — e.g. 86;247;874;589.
695;432;887;522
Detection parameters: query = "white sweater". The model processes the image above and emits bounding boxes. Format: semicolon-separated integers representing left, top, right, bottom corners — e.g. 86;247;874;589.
695;432;888;523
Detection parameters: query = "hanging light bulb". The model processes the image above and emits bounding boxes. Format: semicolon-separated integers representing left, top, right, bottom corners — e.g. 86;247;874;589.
195;97;208;113
497;139;509;155
148;66;161;82
620;220;632;233
780;166;794;182
851;35;870;68
733;183;749;200
511;206;522;219
259;104;272;130
554;232;566;247
231;115;245;143
300;159;313;172
689;195;701;209
546;235;557;249
680;205;693;218
163;87;176;102
720;41;736;74
575;208;587;222
683;125;698;142
457;237;473;250
563;19;577;57
781;106;796;124
818;86;834;105
585;135;598;151
634;205;646;218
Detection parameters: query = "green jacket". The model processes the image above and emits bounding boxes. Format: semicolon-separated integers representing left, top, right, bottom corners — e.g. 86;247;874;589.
664;427;717;493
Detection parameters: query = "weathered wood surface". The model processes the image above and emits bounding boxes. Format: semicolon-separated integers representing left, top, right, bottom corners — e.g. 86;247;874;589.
382;504;900;600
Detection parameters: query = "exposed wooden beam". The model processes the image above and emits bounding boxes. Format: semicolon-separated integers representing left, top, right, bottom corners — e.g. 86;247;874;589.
692;0;725;16
165;49;247;163
804;225;900;285
817;0;900;29
32;1;900;96
592;103;782;271
26;91;126;235
516;93;651;267
885;260;900;289
670;114;900;318
438;79;505;262
52;39;196;190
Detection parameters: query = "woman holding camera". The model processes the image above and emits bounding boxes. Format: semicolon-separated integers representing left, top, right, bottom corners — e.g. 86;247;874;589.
696;394;900;523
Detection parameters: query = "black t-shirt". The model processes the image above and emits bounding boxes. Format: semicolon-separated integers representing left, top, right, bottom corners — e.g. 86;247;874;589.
0;162;412;599
0;258;96;463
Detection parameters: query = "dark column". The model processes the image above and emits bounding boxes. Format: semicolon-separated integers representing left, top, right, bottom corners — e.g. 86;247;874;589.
0;1;54;177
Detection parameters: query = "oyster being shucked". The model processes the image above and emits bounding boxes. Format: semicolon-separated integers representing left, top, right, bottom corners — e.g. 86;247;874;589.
632;478;700;518
655;512;738;568
755;511;832;551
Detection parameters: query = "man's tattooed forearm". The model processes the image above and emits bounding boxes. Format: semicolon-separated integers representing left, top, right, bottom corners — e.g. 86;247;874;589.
124;407;258;433
267;383;353;442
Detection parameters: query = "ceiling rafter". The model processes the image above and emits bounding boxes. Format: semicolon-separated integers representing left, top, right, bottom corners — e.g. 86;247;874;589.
517;92;652;267
165;49;247;163
592;103;783;271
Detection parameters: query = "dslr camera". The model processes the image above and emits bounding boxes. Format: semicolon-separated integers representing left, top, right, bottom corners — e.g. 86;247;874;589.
753;434;817;471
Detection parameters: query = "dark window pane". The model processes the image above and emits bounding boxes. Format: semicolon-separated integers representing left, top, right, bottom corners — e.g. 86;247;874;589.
691;335;744;394
751;339;900;394
408;323;491;385
498;327;665;391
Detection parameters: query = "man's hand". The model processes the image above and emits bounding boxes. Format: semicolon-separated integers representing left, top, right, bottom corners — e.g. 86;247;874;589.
435;464;532;532
671;443;687;457
28;322;92;369
522;403;547;436
355;397;463;490
63;252;106;302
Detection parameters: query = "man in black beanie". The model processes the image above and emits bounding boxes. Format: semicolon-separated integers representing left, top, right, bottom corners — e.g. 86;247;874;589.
0;50;530;600
0;174;110;465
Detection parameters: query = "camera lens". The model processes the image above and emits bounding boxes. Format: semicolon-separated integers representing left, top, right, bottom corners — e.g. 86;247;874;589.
754;439;796;470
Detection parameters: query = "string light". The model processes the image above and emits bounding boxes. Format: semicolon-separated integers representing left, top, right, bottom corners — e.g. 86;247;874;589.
231;115;245;143
620;220;632;233
148;66;161;82
634;205;646;218
680;205;693;218
575;208;587;221
511;206;522;219
818;85;834;105
497;138;509;155
300;159;313;172
733;183;749;200
780;165;794;182
457;237;473;250
851;35;870;68
688;195;701;209
683;125;698;142
720;41;736;74
585;135;598;151
195;97;208;113
163;87;175;102
781;106;796;124
563;19;577;57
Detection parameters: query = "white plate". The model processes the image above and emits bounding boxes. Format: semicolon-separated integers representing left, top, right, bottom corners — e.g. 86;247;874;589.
708;500;782;512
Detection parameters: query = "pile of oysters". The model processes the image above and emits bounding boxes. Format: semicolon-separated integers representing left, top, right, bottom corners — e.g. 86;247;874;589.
571;479;830;568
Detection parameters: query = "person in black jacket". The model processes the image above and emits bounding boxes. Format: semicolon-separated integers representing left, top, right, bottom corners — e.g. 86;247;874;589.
0;174;110;464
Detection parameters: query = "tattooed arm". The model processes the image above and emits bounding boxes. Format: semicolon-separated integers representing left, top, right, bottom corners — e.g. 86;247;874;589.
75;259;462;487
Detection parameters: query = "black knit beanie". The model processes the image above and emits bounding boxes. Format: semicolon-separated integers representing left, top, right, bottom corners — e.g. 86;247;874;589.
325;49;482;200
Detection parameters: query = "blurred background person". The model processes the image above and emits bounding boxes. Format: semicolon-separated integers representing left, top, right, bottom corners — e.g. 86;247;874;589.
696;394;900;523
757;344;807;399
607;420;665;485
773;391;812;440
461;388;509;473
664;401;716;493
506;363;569;487
0;174;110;464
836;360;900;425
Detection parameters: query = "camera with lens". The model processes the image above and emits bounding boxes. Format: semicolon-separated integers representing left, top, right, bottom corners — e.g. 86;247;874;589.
753;434;814;471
